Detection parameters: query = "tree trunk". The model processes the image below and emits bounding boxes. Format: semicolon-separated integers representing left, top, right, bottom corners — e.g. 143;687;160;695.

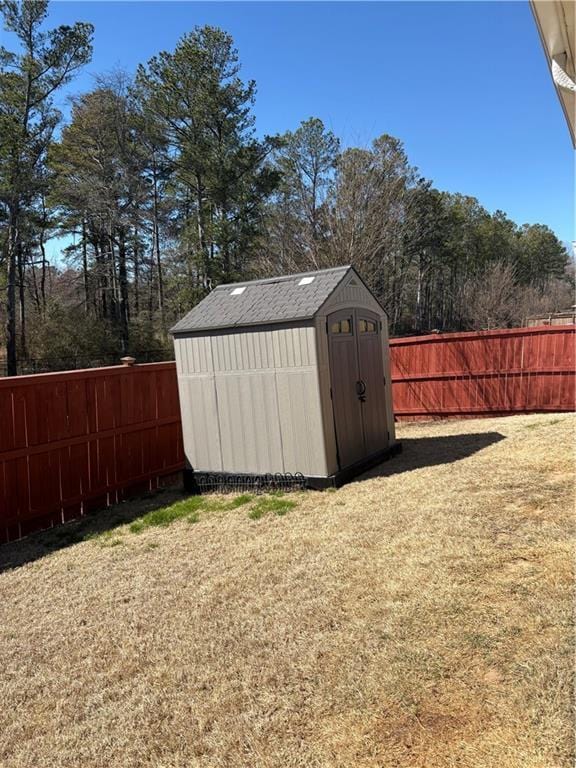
38;195;49;313
196;176;209;288
117;232;129;354
5;205;18;376
151;153;164;317
94;240;107;319
133;226;140;317
82;217;89;314
109;232;119;324
17;241;28;362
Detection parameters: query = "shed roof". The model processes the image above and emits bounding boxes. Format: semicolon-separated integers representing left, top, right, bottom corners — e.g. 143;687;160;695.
170;265;355;334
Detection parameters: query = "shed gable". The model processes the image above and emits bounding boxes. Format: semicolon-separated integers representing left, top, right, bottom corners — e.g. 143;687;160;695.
318;269;384;317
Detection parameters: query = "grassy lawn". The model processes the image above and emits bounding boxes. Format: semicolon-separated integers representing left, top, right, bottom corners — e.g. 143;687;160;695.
0;413;573;768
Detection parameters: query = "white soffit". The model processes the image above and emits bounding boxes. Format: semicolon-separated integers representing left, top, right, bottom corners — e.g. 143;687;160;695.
531;0;575;146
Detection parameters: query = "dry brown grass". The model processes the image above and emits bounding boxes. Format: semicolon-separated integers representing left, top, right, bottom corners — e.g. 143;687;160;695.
0;413;574;768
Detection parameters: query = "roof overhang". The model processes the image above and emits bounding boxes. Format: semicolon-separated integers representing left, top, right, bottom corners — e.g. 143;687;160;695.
530;1;575;146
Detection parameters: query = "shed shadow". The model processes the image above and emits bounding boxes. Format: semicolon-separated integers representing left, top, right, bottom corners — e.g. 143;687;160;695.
358;431;506;481
0;486;186;575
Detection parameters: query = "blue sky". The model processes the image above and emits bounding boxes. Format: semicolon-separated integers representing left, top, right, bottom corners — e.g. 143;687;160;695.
8;1;575;248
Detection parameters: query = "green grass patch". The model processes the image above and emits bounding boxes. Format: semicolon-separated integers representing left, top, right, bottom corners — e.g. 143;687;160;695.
225;493;254;508
128;493;254;533
84;529;124;546
129;496;205;533
203;493;255;512
248;495;297;519
248;506;266;520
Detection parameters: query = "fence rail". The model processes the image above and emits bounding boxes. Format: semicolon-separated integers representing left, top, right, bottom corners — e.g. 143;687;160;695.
0;362;183;544
390;325;575;418
1;325;574;544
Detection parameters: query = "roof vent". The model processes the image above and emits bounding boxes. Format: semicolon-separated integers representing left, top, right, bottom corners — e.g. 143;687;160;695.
230;287;246;295
298;276;315;286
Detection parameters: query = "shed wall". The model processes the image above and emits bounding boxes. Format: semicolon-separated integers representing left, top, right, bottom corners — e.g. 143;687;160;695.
174;326;329;477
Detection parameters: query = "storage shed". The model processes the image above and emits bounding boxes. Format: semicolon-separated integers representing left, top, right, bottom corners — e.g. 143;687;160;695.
170;266;399;489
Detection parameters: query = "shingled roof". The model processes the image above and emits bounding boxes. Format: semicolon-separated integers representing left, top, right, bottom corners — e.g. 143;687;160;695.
170;266;352;334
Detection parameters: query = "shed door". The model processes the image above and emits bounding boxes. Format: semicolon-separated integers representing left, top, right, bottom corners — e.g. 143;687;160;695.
356;311;388;456
327;310;365;468
328;308;388;469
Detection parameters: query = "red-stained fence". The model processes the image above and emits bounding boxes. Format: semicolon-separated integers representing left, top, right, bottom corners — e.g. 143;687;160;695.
390;325;575;419
0;363;184;544
1;326;574;544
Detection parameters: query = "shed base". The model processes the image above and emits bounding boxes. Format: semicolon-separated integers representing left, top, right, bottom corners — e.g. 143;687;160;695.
312;441;403;489
183;442;402;494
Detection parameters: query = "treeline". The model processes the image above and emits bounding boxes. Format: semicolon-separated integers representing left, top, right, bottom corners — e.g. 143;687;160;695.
1;2;572;375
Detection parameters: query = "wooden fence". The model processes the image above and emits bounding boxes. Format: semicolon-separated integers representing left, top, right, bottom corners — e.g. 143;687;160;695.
0;363;183;544
1;326;574;544
390;325;575;419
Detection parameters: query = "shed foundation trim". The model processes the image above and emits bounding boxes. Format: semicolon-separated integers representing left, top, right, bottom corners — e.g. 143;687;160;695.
183;442;402;493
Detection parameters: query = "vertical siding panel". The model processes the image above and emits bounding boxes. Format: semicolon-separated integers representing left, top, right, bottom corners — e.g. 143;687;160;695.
198;337;206;372
251;333;261;369
271;331;281;368
222;335;230;371
292;328;301;367
240;333;249;370
193;338;201;373
261;332;270;369
216;336;224;372
183;338;191;374
229;334;237;371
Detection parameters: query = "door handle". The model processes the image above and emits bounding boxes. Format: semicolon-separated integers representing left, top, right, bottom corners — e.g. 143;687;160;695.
356;380;366;398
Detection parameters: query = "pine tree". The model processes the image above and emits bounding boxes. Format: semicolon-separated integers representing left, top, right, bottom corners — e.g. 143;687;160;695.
0;0;92;374
135;25;279;295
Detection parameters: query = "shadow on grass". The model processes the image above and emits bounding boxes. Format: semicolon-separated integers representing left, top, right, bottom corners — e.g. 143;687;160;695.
0;486;188;575
359;431;506;482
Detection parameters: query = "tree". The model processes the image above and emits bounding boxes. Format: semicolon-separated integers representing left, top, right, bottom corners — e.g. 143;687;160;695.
516;223;569;289
462;261;519;329
325;134;421;331
0;0;93;374
50;75;152;352
402;183;450;333
268;118;339;270
135;26;279;296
